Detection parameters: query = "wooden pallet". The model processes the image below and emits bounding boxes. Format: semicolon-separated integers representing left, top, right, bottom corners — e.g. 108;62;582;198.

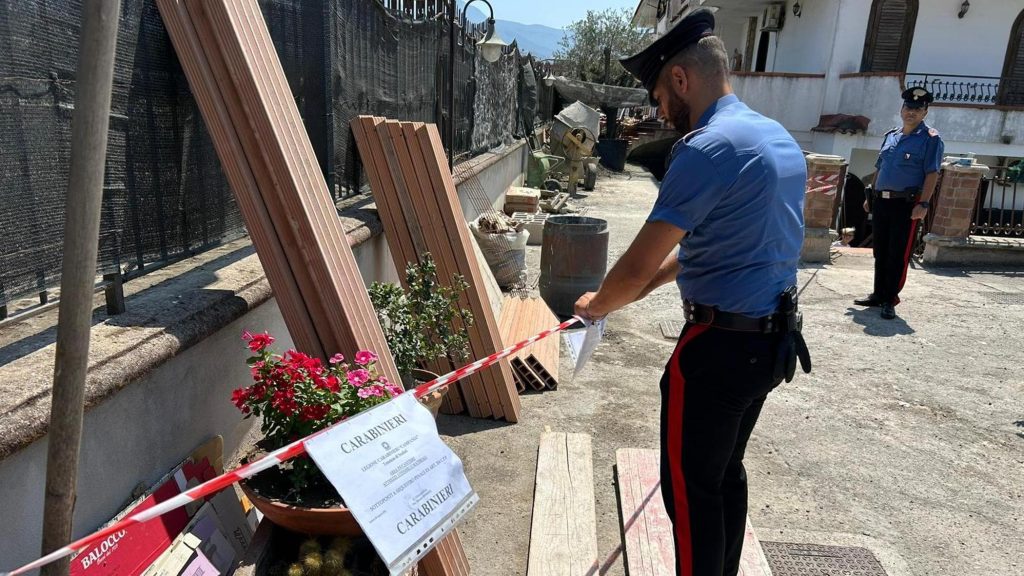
614;448;773;576
526;432;598;576
498;296;560;391
352;116;521;422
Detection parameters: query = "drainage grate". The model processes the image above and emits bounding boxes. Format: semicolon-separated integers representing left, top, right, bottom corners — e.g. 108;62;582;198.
760;542;888;576
659;320;684;340
981;291;1024;305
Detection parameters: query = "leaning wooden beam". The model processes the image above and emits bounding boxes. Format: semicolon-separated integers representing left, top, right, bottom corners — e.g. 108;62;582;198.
352;117;480;416
416;123;522;422
160;0;399;382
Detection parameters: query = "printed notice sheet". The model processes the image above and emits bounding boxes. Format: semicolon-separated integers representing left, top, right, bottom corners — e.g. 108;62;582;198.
305;393;477;575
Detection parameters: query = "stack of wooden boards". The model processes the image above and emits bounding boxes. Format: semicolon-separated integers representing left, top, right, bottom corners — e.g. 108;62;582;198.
498;296;560;392
153;0;400;381
351;116;521;422
155;1;467;572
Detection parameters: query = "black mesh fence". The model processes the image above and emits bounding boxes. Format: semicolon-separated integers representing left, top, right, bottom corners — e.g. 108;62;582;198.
0;0;528;313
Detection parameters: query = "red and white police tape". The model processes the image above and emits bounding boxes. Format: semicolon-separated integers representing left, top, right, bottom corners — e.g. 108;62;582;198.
1;315;584;576
806;173;840;196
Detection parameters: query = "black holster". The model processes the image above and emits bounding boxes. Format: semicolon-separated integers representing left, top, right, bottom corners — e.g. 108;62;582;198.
774;286;812;383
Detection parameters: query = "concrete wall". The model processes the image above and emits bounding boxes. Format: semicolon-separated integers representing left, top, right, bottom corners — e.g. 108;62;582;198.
731;74;825;140
0;143;526;569
905;2;1022;79
772;0;838;74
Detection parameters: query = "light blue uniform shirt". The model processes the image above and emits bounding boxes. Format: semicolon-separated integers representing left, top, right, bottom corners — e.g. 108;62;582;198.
874;122;944;192
647;94;806;317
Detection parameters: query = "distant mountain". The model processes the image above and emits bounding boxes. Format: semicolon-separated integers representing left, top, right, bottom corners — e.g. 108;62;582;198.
464;4;569;60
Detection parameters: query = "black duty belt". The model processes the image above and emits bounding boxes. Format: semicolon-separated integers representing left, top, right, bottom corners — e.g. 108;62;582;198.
877;189;917;200
683;301;787;334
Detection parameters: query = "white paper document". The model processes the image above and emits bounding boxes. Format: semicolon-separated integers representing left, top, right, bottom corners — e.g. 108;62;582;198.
563;318;605;378
304;393;478;575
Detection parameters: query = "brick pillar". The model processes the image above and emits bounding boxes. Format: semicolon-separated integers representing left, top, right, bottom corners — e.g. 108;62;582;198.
923;161;989;265
802;154;847;263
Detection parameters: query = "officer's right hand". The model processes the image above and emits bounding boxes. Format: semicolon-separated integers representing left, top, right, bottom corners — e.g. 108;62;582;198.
863;199;870;213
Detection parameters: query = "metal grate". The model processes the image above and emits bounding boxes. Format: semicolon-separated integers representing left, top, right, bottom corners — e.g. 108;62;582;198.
760;542;888;576
981;291;1024;305
659;319;684;340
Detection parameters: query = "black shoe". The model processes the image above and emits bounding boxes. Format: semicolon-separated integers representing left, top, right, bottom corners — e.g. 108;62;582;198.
854;295;883;307
881;303;896;319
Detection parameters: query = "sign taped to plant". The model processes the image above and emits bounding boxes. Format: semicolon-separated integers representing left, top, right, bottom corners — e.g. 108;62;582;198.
304;393;478;575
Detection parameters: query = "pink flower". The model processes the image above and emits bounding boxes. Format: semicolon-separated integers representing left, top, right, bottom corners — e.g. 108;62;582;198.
242;331;275;353
354;350;378;366
384;384;404;397
347;369;370;387
329;353;345;365
357;387;373;399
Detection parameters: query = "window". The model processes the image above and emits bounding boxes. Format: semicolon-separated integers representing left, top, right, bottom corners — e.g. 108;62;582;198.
999;9;1024;106
860;0;918;73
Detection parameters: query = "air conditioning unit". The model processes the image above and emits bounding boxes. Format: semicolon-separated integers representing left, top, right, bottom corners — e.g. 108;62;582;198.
762;3;784;31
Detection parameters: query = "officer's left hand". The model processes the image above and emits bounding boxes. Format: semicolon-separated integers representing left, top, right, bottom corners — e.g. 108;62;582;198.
911;204;928;221
574;292;603;321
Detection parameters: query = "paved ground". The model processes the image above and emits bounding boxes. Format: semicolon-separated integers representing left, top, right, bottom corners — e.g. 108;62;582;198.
438;165;1024;576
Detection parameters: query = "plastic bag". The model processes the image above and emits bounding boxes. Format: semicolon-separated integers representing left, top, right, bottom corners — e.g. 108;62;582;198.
470;216;529;288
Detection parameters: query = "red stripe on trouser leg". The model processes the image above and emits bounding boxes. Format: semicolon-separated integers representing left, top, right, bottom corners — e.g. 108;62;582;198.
896;219;919;302
667;324;710;576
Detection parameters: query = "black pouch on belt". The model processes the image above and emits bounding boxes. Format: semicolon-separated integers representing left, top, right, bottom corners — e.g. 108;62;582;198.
774;286;812;383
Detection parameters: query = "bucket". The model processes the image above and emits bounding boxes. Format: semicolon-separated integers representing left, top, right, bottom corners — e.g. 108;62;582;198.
595;139;629;172
539;216;609;317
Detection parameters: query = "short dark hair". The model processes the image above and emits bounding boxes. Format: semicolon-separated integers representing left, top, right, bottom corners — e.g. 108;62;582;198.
662;36;730;84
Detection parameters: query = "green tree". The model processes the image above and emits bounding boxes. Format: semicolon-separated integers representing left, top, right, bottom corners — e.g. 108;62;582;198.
553;8;652;87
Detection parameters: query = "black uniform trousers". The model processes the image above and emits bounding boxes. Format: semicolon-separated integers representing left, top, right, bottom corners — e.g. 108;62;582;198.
660;323;784;576
871;197;918;305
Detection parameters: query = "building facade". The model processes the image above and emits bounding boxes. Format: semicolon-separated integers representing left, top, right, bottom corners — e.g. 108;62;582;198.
632;0;1024;197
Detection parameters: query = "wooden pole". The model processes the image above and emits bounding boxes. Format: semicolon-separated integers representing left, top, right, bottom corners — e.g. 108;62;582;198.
40;1;122;574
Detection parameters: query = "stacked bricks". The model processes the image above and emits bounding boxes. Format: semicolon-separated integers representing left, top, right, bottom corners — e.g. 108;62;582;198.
503;186;541;215
802;153;847;263
928;162;989;240
804;154;847;228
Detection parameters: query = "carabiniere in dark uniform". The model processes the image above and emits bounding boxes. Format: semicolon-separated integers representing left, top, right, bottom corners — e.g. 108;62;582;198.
856;87;944;320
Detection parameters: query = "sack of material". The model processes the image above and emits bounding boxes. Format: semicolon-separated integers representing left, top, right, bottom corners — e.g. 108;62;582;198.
470;215;530;289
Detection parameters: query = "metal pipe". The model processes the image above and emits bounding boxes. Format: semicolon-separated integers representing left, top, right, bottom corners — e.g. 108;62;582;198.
40;1;121;574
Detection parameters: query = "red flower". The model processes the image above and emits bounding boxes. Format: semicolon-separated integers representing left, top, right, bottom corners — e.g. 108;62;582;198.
243;331;275;353
299;403;331;422
231;388;249;410
324;375;341;392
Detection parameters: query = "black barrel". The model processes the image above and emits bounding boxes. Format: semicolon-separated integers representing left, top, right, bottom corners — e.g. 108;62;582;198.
539;216;609;317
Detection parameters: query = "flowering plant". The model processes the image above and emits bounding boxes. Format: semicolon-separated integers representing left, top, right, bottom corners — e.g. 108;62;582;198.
232;330;402;493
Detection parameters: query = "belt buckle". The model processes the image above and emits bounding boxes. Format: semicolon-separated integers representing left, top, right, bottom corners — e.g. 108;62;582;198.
881;191;891;199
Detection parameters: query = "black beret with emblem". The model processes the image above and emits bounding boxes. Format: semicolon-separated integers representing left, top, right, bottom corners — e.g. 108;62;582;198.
620;9;716;95
902;87;934;109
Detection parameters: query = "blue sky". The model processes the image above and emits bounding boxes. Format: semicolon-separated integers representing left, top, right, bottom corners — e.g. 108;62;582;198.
485;0;639;29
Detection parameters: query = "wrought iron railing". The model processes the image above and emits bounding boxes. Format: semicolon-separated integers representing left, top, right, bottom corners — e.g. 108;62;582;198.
973;167;1024;237
904;73;1024;107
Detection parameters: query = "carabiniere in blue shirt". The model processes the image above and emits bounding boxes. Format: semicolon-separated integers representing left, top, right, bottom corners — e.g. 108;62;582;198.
647;94;807;318
874;122;944;192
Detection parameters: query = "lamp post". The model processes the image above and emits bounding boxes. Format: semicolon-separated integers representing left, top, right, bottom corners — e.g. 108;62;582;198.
447;0;506;168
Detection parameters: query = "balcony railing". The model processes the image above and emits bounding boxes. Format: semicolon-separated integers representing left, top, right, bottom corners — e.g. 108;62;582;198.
904;73;1024;107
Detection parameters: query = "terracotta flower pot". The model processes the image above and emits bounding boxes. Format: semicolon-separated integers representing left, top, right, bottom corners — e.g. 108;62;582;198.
239;480;363;536
405;368;448;418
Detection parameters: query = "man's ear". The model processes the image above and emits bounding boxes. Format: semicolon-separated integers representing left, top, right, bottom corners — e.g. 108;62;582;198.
669;64;688;97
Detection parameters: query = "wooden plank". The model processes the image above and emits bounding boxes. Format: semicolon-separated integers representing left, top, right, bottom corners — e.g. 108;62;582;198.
156;0;324;360
395;121;496;418
176;0;400;381
420;528;471;576
415;124;521;422
614;448;675;576
527;433;598;576
614;449;774;576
